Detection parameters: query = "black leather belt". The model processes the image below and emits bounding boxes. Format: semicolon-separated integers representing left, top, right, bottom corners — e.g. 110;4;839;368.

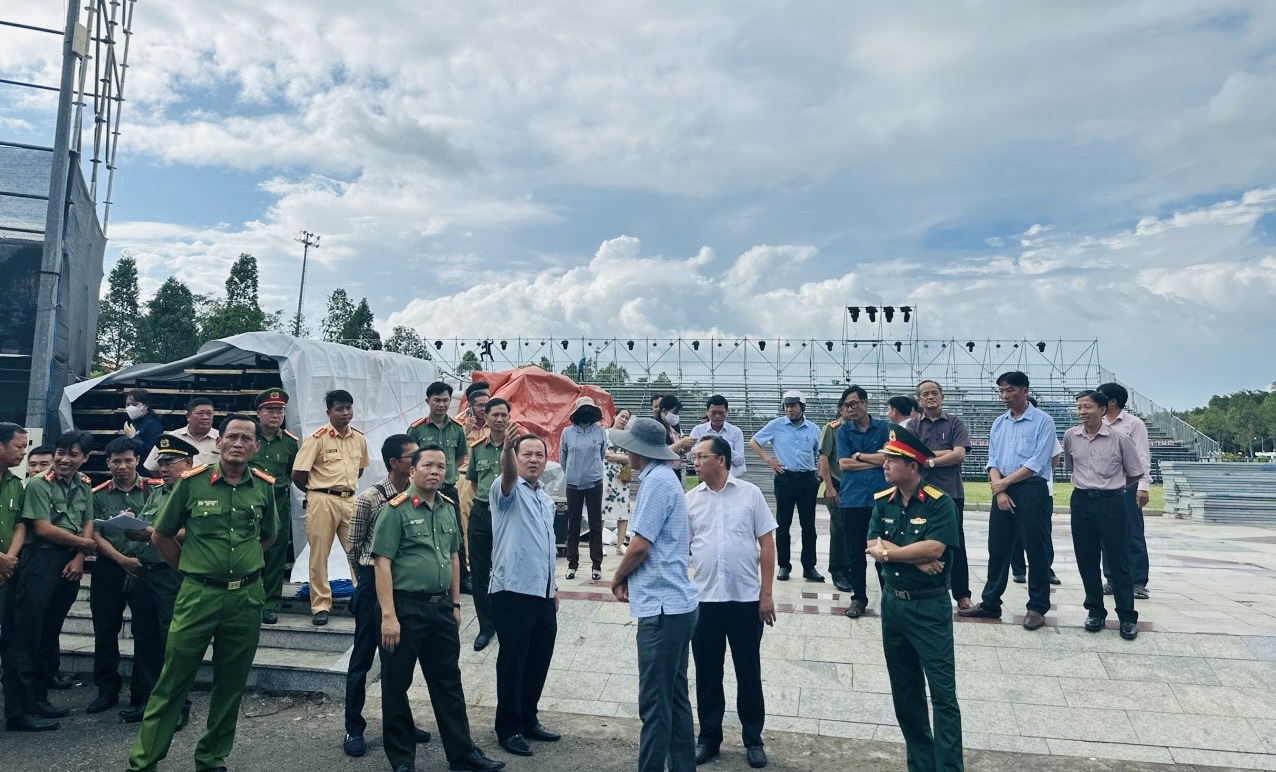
394;590;449;603
141;562;170;571
183;570;261;591
780;470;816;477
883;585;948;601
1074;488;1124;498
311;488;355;498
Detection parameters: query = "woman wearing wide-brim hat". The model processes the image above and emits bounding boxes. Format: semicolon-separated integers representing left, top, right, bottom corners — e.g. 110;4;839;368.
561;396;608;580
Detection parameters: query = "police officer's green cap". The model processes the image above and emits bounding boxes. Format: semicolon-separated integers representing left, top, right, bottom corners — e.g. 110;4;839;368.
255;388;289;408
154;433;199;459
879;423;935;463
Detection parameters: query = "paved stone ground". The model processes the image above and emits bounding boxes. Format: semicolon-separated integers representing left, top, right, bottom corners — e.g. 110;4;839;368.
431;508;1276;770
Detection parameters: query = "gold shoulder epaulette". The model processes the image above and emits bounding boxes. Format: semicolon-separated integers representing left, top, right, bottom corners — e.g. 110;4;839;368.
283;429;300;441
180;464;209;480
389;491;410;506
311;427;328;438
874;486;897;500
923;484;946;499
251;468;277;485
42;468;56;482
438;492;455;506
408;416;427;429
92;479;112;492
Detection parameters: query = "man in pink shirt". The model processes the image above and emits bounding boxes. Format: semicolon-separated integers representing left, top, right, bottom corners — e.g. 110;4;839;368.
1096;383;1153;600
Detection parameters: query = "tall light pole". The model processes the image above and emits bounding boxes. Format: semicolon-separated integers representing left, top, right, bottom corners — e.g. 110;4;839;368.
293;230;320;336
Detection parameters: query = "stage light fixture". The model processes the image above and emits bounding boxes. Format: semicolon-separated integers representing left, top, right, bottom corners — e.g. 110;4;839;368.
825;341;834;351
692;340;700;350
626;340;634;350
884;306;895;323
894;341;902;352
785;341;791;347
866;305;878;322
434;340;443;350
1036;341;1046;353
847;306;861;322
758;341;767;351
901;305;912;322
499;340;507;350
965;341;975;352
560;340;569;350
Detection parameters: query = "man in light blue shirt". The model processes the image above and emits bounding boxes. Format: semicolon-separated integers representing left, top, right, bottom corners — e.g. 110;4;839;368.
609;417;699;772
688;395;746;476
749;390;824;583
489;430;561;757
959;371;1058;630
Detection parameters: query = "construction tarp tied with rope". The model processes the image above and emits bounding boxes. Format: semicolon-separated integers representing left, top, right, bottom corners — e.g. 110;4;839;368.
467;367;616;460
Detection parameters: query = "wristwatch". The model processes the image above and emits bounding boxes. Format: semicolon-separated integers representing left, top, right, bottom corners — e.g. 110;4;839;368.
883;549;890;562
927;458;935;469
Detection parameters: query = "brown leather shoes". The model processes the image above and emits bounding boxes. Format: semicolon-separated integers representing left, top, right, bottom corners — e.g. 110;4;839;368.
1022;611;1046;630
844;600;866;619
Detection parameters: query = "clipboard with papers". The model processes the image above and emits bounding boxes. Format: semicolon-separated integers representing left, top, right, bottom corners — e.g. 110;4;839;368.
92;512;152;532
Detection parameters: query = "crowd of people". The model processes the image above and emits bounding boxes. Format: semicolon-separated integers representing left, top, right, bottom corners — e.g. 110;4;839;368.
0;370;1155;771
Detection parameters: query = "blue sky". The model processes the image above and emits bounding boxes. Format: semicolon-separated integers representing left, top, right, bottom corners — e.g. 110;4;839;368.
3;1;1276;408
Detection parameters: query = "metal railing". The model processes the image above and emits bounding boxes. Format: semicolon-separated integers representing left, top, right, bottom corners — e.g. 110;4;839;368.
1097;367;1221;459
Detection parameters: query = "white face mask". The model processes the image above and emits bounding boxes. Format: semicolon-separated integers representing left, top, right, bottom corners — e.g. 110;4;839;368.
664;411;681;427
125;404;146;421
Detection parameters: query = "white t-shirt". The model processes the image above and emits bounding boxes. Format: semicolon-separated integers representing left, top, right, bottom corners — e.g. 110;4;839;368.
685;476;778;603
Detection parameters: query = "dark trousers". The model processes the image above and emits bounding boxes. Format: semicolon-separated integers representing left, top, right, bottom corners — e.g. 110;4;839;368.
1072;491;1138;624
565;483;604;571
91;557;138;697
1102;488;1150;588
881;592;964;772
2;547;80;719
491;591;557;740
948;499;970;601
379;591;476;768
842;506;874;604
442;483;469;580
979;478;1052;615
1009;497;1055;578
825;499;848;576
774;472;819;571
129;563;182;707
345;565;379;735
262;488;292;611
637;609;698;772
468;501;495;636
691;601;764;749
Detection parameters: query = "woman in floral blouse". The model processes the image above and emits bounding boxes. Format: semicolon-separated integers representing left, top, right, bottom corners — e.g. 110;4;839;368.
603;408;633;553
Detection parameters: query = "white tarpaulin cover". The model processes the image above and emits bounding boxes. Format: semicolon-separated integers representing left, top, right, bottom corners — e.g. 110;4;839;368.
60;332;442;581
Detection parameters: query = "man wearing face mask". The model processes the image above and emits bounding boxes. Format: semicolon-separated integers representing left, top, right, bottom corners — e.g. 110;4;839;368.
122;389;164;473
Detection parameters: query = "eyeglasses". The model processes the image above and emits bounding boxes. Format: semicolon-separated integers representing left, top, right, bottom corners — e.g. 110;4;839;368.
841;400;862;408
690;453;721;461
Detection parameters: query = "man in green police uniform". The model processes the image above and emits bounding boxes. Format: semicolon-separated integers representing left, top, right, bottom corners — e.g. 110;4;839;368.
118;433;198;727
249;388;300;624
374;444;503;772
407;381;472;593
88;436;162;714
2;430;95;732
866;424;964;772
465;397;520;652
126;415;278;772
0;423;29;638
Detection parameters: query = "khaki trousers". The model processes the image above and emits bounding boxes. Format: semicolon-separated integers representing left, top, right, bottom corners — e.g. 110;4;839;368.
306;493;355;613
455;476;474;567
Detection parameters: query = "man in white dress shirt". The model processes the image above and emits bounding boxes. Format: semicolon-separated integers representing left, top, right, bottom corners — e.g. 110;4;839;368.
685;436;776;769
688;395;746;477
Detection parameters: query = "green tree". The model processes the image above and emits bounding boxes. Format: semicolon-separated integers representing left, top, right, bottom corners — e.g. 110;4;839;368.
339;298;382;350
385;326;433;360
286;312;310;337
562;359;596;381
137;278;199;363
1180;388;1276;456
95;254;141;370
321;289;356;342
199;253;269;342
536;356;554;372
456;350;480;374
595;362;630;385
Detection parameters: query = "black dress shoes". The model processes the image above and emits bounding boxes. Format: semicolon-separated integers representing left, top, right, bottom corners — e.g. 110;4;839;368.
832;572;853;592
957;604;1001;619
1084;615;1106;633
746;745;768;768
776;567;790;581
176;702;191;731
1011;574;1026;584
262;609;279;624
35;700;69;719
312;611;329;626
47;674;74;690
86;691;119;714
343;733;367;757
460;575;474;595
695;743;720;764
6;714;59;732
524;722;560;741
119;705;145;723
1049;572;1062;585
498;734;533;756
1120;621;1138;641
802;568;825;583
844;600;866;619
450;748;507;770
473;631;494;651
415;726;432;743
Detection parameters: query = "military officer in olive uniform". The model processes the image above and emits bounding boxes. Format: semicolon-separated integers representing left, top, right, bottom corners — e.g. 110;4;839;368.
0;423;30;639
119;434;199;726
2;430;95;732
88;436;162;715
126;415;278;772
249;388;300;624
866;424;964;772
373;444;504;772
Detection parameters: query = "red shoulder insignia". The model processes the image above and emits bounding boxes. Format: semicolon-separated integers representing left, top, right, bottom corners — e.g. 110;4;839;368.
80;473;92;485
42;468;56;482
409;416;427;429
389;491;409;506
92;479;112;492
283;430;300;441
145;477;164;486
251;468;277;485
180;464;209;480
312;427;328;438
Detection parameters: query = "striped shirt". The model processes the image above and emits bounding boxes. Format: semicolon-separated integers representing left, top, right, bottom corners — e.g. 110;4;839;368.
627;462;699;618
348;476;403;568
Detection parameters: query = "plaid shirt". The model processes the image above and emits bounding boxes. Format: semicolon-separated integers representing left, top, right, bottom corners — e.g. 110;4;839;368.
349;476;403;568
627;462;699;618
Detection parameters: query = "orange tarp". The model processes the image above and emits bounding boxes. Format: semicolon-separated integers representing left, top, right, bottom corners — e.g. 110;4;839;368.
464;367;615;460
